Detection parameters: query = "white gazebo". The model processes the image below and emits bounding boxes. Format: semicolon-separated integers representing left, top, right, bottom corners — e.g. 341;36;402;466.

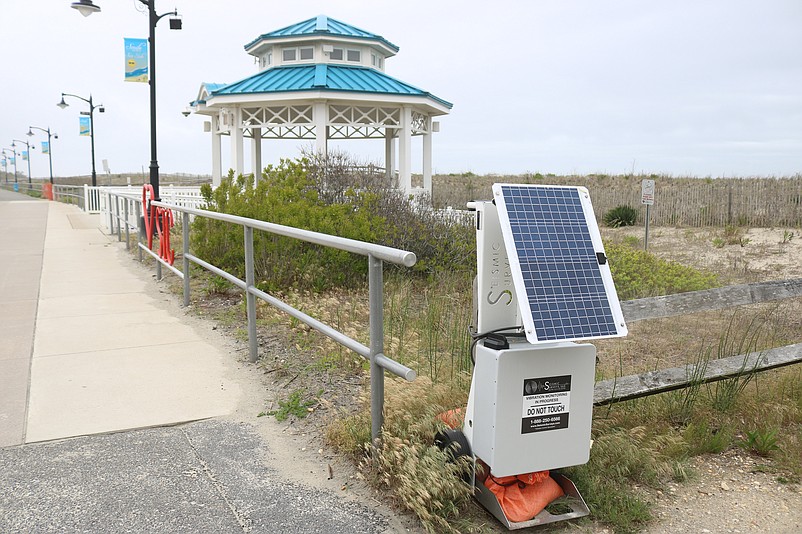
188;15;452;196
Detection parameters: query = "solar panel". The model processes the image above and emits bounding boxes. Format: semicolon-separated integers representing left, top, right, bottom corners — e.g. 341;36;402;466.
493;184;627;344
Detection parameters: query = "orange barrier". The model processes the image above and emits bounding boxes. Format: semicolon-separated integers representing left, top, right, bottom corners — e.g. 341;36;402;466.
142;184;175;266
43;183;54;200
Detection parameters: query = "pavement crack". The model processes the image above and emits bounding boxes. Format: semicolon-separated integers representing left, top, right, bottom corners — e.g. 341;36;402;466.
180;427;252;532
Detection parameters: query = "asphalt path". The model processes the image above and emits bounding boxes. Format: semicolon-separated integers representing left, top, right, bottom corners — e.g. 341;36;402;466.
0;420;390;533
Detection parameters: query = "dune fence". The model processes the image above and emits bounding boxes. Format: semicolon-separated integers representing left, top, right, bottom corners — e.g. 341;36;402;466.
433;174;802;227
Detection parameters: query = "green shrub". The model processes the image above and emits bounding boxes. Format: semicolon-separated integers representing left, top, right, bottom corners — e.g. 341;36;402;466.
605;242;718;300
193;163;378;292
603;205;639;227
192;156;475;293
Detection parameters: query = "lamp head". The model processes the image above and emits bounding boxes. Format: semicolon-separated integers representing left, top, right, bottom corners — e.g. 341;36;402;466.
10;141;15;148
169;17;182;30
71;0;101;17
57;97;68;109
27;128;34;137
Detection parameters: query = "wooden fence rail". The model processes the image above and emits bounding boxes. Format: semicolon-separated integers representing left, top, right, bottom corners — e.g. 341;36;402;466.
595;277;802;405
594;343;802;406
621;278;802;323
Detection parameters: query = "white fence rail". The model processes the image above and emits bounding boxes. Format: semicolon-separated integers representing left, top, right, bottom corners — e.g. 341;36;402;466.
57;185;205;234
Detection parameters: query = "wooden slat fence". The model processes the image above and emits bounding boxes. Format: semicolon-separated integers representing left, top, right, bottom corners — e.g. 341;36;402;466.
433;176;802;227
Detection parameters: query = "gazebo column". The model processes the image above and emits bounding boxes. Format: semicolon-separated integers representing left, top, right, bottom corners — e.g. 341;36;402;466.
314;101;328;156
384;129;395;185
251;127;262;181
423;116;432;196
211;116;222;187
398;105;412;194
231;107;244;176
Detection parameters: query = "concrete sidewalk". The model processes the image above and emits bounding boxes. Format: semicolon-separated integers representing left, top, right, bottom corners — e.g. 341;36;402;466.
0;190;406;533
1;192;240;445
0;189;47;446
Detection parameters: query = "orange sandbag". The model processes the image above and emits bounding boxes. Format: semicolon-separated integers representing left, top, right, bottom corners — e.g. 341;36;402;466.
484;470;565;523
435;408;464;429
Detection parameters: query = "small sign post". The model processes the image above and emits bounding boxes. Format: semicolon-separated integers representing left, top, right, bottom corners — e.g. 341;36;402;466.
641;179;655;250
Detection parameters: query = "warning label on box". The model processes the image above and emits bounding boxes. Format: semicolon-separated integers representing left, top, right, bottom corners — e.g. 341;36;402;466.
521;375;571;434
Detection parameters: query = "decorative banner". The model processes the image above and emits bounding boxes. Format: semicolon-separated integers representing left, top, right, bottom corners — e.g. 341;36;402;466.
1;157;6;168
124;38;148;83
79;116;91;136
22;150;28;161
10;157;15;165
42;141;50;155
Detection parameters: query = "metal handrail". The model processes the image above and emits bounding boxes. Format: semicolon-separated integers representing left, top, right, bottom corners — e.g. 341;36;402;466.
110;191;417;442
153;200;417;267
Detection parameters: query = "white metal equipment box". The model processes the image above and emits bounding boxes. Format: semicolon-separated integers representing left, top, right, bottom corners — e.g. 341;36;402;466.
469;340;596;477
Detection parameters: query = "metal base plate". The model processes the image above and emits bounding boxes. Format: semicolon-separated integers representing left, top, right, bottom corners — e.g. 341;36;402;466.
474;472;590;530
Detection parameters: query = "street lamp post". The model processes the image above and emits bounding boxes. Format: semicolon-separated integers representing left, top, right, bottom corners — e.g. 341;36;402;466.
71;0;181;201
57;93;102;187
1;150;9;183
11;139;34;186
27;126;57;185
2;148;18;184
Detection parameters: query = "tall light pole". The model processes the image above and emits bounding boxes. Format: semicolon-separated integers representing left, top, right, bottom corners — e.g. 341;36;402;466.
57;93;103;187
27;126;57;185
11;139;34;186
1;151;9;183
2;148;18;184
71;0;182;201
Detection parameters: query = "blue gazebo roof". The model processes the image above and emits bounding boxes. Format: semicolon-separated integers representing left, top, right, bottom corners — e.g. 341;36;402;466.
209;64;452;109
244;15;399;53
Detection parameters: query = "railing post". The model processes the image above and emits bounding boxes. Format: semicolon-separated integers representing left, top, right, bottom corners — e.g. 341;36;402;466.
182;212;190;307
368;254;385;443
244;226;258;362
136;201;143;262
83;184;88;212
124;198;130;250
115;195;122;241
108;193;114;236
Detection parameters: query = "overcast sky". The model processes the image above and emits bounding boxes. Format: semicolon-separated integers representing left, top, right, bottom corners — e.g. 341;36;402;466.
2;0;801;180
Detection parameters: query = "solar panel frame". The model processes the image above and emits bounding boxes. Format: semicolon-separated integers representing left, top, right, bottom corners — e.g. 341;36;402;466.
493;184;627;344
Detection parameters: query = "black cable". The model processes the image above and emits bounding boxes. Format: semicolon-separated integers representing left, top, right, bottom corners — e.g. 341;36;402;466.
468;325;526;365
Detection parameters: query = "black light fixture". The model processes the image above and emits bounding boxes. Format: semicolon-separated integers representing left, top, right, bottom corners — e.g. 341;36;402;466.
70;0;101;17
70;0;182;201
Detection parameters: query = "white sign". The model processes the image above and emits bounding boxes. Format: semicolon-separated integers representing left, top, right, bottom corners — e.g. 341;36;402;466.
521;375;572;433
641;179;655;205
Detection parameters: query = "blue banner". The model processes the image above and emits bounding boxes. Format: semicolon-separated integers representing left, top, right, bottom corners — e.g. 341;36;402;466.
42;141;50;155
79;116;91;136
124;38;148;83
22;150;28;161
